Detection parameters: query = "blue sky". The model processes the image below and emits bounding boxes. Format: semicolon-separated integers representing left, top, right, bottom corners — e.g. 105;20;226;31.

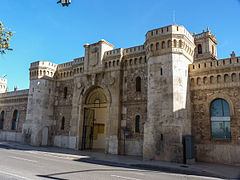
0;0;240;90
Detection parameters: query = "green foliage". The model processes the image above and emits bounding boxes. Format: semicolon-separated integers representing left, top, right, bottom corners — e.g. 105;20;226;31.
0;21;14;54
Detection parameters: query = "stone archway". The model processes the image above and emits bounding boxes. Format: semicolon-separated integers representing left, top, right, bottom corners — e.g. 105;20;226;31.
81;87;108;151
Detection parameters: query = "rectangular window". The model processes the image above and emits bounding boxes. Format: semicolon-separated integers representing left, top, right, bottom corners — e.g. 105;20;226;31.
211;121;231;139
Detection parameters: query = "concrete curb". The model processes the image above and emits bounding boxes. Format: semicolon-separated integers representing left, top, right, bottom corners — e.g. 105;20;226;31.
72;156;224;179
130;164;224;179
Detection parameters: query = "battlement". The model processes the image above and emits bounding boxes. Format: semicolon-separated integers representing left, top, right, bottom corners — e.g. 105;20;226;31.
57;61;74;70
30;61;57;69
193;28;217;44
190;56;240;74
30;61;58;80
104;48;123;58
103;45;146;70
0;89;29;98
123;45;145;56
73;57;84;65
145;25;194;42
190;56;240;91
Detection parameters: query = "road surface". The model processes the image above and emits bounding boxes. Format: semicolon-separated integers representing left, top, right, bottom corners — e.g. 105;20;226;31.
0;144;221;180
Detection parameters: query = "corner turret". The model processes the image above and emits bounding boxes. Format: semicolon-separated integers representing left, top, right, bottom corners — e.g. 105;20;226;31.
23;61;58;146
193;27;218;62
29;61;57;80
144;25;195;162
0;78;7;93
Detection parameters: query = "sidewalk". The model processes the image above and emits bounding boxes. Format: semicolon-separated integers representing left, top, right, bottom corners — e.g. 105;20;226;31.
1;141;240;179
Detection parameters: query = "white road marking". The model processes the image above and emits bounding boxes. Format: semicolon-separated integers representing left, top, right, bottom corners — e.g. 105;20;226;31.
0;170;32;180
27;150;89;160
9;156;38;163
6;148;89;160
125;172;145;176
111;175;142;180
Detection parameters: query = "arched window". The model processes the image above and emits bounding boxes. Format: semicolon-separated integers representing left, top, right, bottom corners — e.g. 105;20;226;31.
198;44;202;54
203;77;207;84
135;115;140;133
224;74;229;83
210;76;214;84
0;111;5;130
179;40;182;48
191;78;194;85
64;87;68;99
212;45;214;55
150;44;154;51
210;99;231;139
173;40;177;48
61;117;65;130
167;40;171;48
231;73;236;82
217;75;221;83
136;77;141;92
197;77;201;85
156;42;160;50
161;41;165;49
11;110;18;130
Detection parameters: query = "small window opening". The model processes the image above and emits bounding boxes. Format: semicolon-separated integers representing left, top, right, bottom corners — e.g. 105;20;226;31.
64;87;68;99
61;117;65;130
135;115;140;133
198;44;202;54
162;41;165;49
0;111;5;130
11;110;18;130
161;134;163;141
136;77;141;92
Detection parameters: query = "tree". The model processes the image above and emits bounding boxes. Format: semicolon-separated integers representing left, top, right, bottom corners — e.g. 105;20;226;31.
0;21;14;54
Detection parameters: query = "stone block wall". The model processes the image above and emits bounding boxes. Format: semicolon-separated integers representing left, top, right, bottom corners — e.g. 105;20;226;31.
120;55;147;156
190;56;240;164
54;80;74;136
0;90;29;142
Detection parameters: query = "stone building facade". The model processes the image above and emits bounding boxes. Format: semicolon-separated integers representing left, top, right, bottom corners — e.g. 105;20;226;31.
0;25;239;164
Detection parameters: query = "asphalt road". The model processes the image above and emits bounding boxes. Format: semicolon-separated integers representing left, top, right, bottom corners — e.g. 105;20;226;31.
0;145;221;180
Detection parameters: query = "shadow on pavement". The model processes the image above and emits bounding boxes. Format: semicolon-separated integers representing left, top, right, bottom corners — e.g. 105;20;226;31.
1;141;240;180
36;168;151;180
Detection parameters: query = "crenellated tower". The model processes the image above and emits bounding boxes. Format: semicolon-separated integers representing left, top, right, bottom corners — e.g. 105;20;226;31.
193;27;218;62
0;78;7;93
23;61;57;146
143;25;195;162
